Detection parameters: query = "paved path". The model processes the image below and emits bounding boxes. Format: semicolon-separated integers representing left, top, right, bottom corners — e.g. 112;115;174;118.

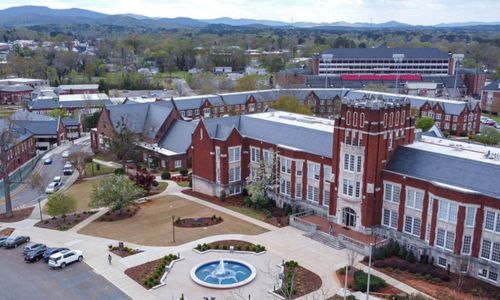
0;180;430;300
92;158;121;169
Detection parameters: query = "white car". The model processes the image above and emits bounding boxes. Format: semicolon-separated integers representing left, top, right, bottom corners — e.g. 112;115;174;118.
62;151;70;158
48;249;83;269
45;182;61;194
495;123;500;129
53;176;62;183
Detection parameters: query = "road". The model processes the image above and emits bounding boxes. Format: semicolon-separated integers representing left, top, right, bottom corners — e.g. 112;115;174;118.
0;245;130;300
0;136;92;213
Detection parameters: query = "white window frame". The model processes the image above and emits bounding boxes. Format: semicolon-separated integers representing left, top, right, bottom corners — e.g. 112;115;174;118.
229;166;241;183
438;199;458;224
174;160;182;168
383;182;401;203
406;187;424;211
228;146;241;163
307;162;320;181
296;160;303;177
280;157;292;175
250;147;260;163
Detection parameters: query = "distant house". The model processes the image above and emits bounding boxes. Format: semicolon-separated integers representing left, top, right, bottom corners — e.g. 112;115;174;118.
245;67;267;76
0;84;33;105
213;66;232;74
28;93;111;117
482;79;500;114
0;119;37;180
57;84;99;95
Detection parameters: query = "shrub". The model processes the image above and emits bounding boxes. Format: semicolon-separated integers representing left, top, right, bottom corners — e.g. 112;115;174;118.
161;172;171;180
236;245;241;251
398;246;408;259
114;168;125;175
222;245;228;250
337;266;347;275
353;270;386;292
179;168;188;176
406;251;417;263
152;180;159;187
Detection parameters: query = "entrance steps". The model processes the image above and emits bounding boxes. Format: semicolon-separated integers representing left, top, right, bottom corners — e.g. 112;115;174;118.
304;231;346;250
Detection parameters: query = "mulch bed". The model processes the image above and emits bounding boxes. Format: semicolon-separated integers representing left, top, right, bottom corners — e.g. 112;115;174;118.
34;211;95;231
195;240;266;253
109;246;143;258
369;261;500;300
98;206;141;222
0;206;34;223
0;227;15;236
174;216;223;228
276;264;322;299
335;267;404;297
182;189;289;227
125;258;162;289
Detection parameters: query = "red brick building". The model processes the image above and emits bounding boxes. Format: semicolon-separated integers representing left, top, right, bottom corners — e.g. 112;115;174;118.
0;84;33;105
191;99;500;286
482;80;500;115
57;84;99;95
0;120;37;180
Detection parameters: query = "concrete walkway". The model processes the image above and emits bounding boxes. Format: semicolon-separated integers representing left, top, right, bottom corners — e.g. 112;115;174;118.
93;158;121;169
0;180;430;300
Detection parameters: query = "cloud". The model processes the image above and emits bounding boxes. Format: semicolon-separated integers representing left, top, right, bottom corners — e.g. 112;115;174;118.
0;0;498;25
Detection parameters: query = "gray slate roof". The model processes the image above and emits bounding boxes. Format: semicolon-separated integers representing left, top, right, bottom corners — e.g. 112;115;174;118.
158;120;199;154
107;102;173;137
321;47;449;59
0;119;32;146
385;147;500;199
0;84;33;92
28;99;112;110
10;110;55;121
13;120;59;135
483;80;500;91
203;115;333;158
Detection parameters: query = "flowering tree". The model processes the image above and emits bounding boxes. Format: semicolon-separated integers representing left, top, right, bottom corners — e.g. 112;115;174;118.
245;150;277;209
90;175;145;214
128;170;156;191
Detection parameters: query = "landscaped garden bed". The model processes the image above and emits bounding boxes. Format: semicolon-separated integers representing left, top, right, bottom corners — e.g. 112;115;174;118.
182;189;289;227
125;254;179;289
335;266;404;297
274;260;322;299
174;215;223;228
194;240;266;253
35;211;97;231
363;240;500;300
0;227;15;236
98;205;141;222
108;243;143;257
0;206;34;222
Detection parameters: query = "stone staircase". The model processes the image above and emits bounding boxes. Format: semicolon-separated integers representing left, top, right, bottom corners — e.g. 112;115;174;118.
305;230;346;250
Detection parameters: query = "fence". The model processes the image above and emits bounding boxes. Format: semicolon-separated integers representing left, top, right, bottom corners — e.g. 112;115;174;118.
0;151;45;198
289;211;319;233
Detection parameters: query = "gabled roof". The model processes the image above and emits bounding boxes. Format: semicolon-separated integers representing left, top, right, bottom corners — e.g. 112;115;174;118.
483;80;500;91
386;146;500;199
28;99;112;110
13;120;59;136
321;47;449;59
203;112;334;158
106;102;173;138
62;118;80;127
0;119;32;145
10;110;55;121
158;120;199;154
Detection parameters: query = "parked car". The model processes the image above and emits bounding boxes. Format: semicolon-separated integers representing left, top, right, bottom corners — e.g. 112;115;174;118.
48;250;83;269
0;236;9;247
24;247;48;262
43;158;52;165
52;176;62;183
63;162;73;168
45;182;61;194
3;236;30;248
23;243;47;255
43;247;69;263
63;167;74;176
62;150;70;158
485;119;496;126
495;123;500;129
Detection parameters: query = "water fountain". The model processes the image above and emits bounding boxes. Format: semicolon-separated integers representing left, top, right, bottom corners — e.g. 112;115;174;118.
190;258;257;289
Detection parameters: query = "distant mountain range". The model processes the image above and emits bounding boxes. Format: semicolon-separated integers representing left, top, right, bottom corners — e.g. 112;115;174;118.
0;5;498;29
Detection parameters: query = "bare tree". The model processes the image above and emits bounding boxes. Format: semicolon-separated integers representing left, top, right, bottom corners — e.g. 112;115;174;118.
346;248;359;269
28;172;46;195
69;151;92;178
0;119;21;218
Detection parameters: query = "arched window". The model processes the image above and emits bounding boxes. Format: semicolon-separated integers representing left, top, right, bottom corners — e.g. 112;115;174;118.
389;112;394;127
346;111;351;126
353;112;358;127
360;113;365;128
395;111;400;126
401;111;406;125
383;113;388;128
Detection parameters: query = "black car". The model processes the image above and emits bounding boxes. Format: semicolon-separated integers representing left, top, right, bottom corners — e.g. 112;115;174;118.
24;247;47;262
23;243;46;255
4;236;30;248
0;236;8;247
43;247;69;262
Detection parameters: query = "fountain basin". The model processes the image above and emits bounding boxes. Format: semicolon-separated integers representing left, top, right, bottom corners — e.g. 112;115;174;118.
190;259;257;289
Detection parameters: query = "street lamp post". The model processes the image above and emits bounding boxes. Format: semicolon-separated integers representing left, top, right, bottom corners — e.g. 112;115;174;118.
171;215;176;243
37;197;43;222
452;54;464;99
393;54;405;93
366;243;374;300
344;263;349;300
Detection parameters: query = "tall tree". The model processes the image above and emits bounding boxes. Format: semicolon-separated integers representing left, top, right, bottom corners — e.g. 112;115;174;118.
90;175;145;214
235;75;257;92
0;120;21;218
108;117;138;169
270;95;313;115
46;192;77;220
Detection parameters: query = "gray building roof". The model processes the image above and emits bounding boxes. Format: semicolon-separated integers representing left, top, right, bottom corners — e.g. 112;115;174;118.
10;110;55;121
158;120;199;154
107;102;173;137
13;120;59;136
385;146;500;199
321;47;449;59
203;114;333;158
0;84;33;92
0;119;32;146
28;99;113;110
483;80;500;91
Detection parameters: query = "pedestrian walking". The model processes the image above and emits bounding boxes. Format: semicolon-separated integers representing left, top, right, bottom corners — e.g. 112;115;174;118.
108;254;112;265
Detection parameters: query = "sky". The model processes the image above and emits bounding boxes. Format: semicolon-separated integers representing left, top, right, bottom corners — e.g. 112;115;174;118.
0;0;499;25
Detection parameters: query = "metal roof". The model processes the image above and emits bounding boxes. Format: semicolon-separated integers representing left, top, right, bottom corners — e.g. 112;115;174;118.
13;120;59;136
484;80;500;91
158;120;199;154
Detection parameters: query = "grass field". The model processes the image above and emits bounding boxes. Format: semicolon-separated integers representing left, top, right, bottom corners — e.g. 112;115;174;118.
483;114;500;122
227;206;268;221
84;162;115;177
44;178;105;214
0;105;22;117
78;195;268;246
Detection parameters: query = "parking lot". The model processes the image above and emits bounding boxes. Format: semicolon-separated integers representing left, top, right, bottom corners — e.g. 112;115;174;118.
0;244;130;300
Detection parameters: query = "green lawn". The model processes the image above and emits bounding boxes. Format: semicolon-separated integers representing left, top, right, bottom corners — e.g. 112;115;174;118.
227;206;268;221
177;181;190;188
156;181;168;192
84;162;115;177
